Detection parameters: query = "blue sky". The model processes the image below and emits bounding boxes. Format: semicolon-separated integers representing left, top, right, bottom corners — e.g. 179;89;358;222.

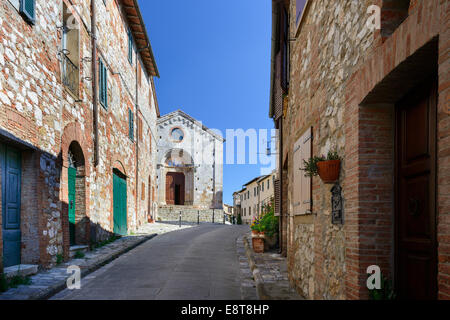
139;0;274;205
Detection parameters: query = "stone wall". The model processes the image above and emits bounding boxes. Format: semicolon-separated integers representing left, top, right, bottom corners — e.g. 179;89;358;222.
0;0;159;268
279;0;449;299
158;206;225;224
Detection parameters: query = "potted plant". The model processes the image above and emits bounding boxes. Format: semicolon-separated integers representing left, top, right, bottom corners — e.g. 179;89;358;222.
303;150;341;184
250;217;265;253
259;204;279;250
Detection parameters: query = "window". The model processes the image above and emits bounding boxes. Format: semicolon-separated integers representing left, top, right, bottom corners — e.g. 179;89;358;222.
141;182;145;200
20;0;35;24
171;128;184;142
128;108;134;141
267;180;270;189
293;127;313;215
62;2;79;97
128;28;133;65
99;59;108;109
262;183;264;192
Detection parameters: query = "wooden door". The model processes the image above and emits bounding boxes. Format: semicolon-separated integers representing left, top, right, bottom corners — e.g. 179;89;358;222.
1;144;22;268
396;80;437;300
68;166;76;246
166;173;174;205
166;172;185;205
113;172;127;236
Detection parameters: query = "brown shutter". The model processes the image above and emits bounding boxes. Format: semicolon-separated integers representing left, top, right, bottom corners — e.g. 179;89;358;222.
274;52;283;120
293;127;312;215
138;116;143;141
274;178;281;216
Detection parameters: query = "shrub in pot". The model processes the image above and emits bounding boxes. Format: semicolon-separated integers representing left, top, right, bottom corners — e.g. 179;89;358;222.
303;150;341;184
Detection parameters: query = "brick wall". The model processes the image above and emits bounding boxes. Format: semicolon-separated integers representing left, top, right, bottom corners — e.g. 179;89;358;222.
281;0;448;299
0;0;159;267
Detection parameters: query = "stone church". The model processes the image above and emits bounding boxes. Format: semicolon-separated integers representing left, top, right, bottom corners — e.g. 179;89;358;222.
156;110;224;222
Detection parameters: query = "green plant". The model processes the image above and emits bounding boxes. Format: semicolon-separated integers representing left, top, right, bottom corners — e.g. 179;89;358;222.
368;273;396;300
56;253;64;265
0;272;32;292
0;273;7;293
74;250;85;259
259;204;279;238
302;150;341;177
8;275;32;289
92;234;121;250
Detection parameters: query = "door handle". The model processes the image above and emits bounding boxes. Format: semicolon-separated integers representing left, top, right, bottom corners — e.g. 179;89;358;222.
70;200;74;209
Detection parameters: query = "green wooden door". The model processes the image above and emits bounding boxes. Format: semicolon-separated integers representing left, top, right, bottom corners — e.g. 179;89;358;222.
113;172;127;235
68;166;76;246
1;144;22;268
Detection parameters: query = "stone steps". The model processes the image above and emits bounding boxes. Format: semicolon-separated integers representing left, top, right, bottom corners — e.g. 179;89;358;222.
3;265;39;280
69;245;89;259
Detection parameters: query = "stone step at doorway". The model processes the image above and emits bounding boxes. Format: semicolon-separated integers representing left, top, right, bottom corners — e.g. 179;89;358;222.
3;265;39;280
69;245;89;259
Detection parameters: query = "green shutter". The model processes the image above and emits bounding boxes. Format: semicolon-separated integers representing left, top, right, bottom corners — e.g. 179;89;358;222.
104;62;108;109
129;109;134;141
98;59;108;110
128;29;133;64
20;0;35;24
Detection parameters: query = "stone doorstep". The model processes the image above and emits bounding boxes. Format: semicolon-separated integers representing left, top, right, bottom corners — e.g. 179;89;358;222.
4;265;39;280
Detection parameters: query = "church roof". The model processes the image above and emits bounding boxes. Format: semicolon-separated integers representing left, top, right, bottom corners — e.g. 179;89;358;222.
158;110;225;142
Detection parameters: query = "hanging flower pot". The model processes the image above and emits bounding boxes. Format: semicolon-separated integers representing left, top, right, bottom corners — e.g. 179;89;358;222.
317;160;341;184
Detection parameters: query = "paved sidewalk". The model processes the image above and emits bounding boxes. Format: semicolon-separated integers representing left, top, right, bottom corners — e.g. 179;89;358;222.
0;222;195;300
243;233;303;300
236;234;258;300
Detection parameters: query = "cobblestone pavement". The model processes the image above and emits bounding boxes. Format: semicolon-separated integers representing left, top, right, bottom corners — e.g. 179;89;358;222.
244;234;303;300
236;234;258;300
0;222;195;300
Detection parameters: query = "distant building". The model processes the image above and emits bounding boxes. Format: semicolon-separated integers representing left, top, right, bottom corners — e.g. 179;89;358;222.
156;110;224;223
234;171;276;225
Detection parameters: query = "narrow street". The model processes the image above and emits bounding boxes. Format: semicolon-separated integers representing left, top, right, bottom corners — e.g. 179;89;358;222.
51;225;249;300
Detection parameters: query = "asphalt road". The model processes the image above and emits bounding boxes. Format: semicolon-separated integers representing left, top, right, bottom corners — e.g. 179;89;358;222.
51;224;250;300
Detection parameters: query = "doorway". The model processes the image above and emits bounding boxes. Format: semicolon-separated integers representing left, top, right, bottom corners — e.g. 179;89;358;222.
166;172;185;206
395;79;437;299
113;170;127;236
1;144;22;268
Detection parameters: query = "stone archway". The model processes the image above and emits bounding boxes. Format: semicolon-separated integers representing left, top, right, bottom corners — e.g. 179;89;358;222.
61;122;91;260
161;149;194;206
67;141;89;246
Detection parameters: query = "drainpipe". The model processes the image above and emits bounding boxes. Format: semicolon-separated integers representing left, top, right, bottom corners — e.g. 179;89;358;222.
135;54;140;229
91;0;99;167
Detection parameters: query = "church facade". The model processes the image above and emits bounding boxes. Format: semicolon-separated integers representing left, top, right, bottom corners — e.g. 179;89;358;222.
156;110;224;222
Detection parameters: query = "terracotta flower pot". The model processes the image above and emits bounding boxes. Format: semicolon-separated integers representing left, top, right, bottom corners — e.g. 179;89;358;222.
251;230;259;235
252;237;264;253
317;160;341;183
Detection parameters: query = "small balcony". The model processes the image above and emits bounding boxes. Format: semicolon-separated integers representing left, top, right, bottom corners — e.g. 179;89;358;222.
62;53;79;98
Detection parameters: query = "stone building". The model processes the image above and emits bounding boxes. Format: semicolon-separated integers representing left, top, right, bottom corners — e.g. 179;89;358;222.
0;0;159;271
156;110;224;222
269;0;449;299
237;171;276;225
